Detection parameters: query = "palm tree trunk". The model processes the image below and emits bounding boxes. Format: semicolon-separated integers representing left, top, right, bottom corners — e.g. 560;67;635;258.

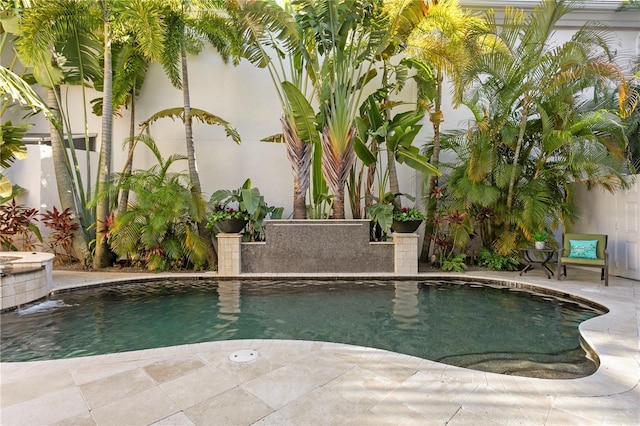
117;87;136;216
93;15;113;269
333;191;346;219
421;70;444;261
181;45;217;268
382;61;401;207
47;87;90;264
364;141;377;215
321;126;356;220
348;168;359;219
506;102;529;210
282;117;311;219
387;147;400;203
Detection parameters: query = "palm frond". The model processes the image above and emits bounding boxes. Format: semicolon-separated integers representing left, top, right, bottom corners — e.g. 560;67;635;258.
0;121;29;168
0;66;52;119
140;107;241;144
91;43;149;115
158;9;184;89
115;0;166;61
16;0;100;66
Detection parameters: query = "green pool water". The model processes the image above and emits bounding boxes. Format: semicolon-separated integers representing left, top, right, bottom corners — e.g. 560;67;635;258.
0;279;603;378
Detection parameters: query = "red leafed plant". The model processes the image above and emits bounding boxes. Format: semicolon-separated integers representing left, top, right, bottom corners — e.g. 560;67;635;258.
0;199;42;251
41;206;79;263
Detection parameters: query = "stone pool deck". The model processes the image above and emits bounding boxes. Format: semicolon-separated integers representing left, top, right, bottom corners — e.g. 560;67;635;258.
1;269;638;425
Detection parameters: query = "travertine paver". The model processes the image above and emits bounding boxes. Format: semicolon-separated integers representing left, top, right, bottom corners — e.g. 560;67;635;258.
184;387;272;425
159;365;239;410
0;269;638;425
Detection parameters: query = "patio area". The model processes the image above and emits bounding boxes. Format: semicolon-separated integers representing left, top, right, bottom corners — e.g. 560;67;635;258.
1;269;638;425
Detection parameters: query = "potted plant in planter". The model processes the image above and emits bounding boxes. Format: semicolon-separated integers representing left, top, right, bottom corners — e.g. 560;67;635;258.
207;179;283;240
391;207;425;233
206;206;248;234
532;232;548;249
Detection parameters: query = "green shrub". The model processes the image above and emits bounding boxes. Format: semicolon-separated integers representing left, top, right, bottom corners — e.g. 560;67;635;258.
106;157;207;271
478;247;520;271
441;254;467;272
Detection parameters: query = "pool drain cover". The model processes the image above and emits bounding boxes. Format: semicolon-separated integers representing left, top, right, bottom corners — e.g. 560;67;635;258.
229;350;258;363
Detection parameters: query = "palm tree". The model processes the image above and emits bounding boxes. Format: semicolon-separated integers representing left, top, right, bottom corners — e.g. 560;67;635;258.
93;0;165;268
446;0;630;253
467;0;625;211
157;0;242;267
286;0;395;219
15;0;164;267
15;0;103;263
445;106;630;251
91;42;152;217
376;0;431;204
405;0;489;258
228;0;314;219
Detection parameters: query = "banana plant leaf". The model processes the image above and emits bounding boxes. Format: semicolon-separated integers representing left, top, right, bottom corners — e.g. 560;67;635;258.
396;145;441;176
281;81;320;145
353;134;377;166
240;187;262;216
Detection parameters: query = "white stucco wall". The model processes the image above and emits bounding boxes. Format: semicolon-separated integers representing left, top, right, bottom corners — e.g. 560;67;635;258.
572;178;640;280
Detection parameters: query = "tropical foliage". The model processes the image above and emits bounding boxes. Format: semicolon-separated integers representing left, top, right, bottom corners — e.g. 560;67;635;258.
440;0;631;255
232;0;439;221
0;121;29;196
477;248;520;271
404;0;490;259
228;0;314;219
357;0;437;210
0;200;43;251
92;0;166;268
40;207;80;264
430;207;472;266
0;8;53;199
206;207;248;222
441;253;467;272
0;198;82;263
102;138;207;271
353;96;437;224
13;0;167;267
154;0;243;267
208;179;283;242
3;0;636;273
10;0;239;269
393;207;426;222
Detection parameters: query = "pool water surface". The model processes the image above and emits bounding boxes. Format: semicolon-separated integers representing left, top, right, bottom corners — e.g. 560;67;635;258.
0;279;603;379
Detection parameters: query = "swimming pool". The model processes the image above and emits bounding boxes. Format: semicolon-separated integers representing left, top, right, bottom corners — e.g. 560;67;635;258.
0;278;604;379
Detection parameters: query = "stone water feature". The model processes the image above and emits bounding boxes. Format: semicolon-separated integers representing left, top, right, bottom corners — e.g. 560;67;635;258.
218;220;419;275
0;252;55;311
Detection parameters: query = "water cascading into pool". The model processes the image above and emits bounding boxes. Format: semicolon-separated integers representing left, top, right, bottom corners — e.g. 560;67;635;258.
0;252;55;311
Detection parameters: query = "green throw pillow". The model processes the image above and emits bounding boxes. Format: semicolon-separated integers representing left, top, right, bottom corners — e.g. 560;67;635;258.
569;240;598;259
